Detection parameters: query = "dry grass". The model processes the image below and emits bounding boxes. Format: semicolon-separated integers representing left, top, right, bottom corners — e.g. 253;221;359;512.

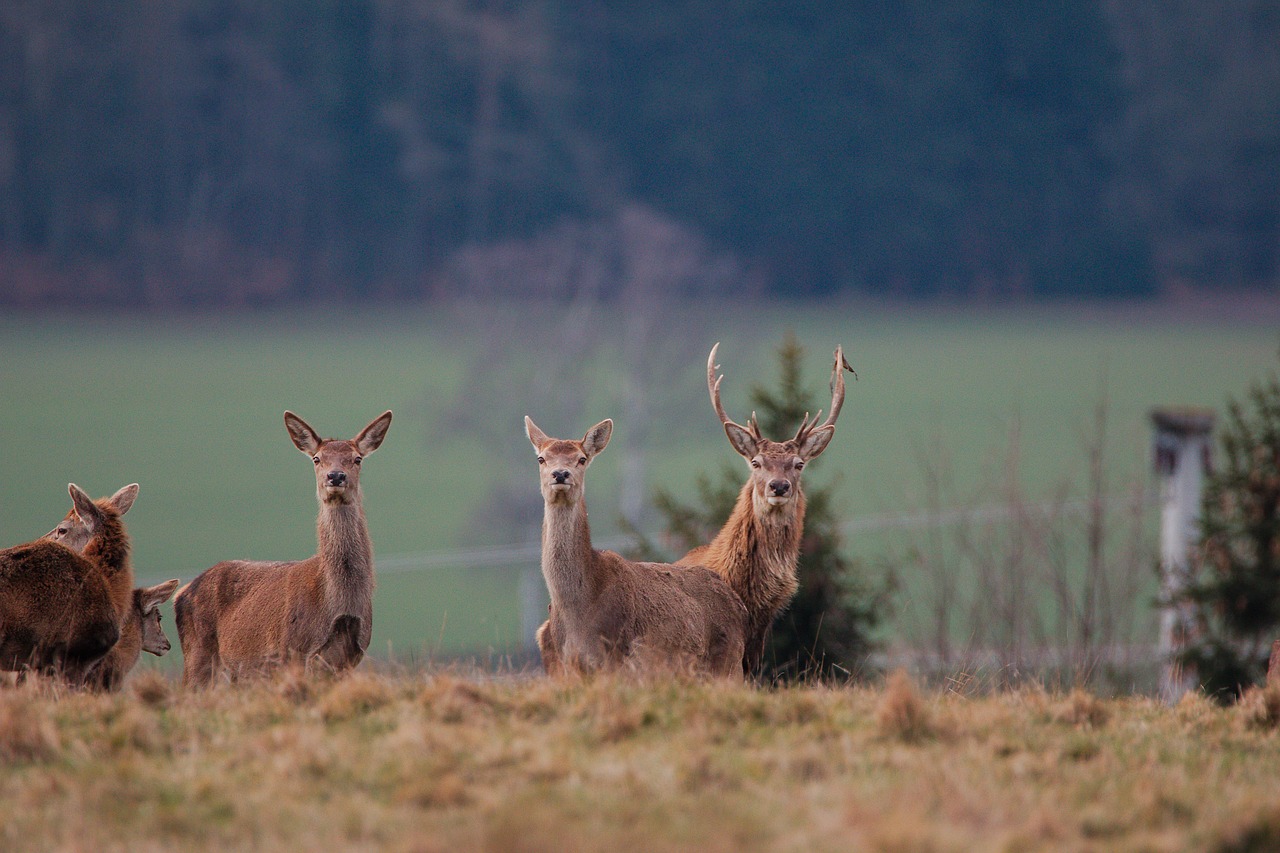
1;669;1279;852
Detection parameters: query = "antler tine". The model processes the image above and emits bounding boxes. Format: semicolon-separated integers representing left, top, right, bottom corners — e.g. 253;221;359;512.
818;344;855;431
707;342;732;426
747;411;763;440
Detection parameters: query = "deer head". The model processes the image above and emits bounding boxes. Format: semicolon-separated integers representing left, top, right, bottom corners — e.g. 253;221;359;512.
285;411;393;506
706;342;853;511
525;417;613;505
44;483;139;551
137;579;181;656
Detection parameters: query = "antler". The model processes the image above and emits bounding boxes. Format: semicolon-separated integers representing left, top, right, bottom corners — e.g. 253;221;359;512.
793;345;856;443
707;342;762;440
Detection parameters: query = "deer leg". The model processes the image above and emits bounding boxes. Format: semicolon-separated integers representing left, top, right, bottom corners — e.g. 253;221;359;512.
535;609;563;676
312;615;363;673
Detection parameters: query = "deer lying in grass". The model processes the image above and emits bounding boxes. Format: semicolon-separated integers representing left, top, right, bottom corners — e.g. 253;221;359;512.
526;417;746;677
44;486;180;691
677;343;854;676
0;484;138;683
175;411;391;688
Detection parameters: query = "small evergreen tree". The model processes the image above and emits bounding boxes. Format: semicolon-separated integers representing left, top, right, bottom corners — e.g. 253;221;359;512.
633;334;889;681
1178;355;1280;700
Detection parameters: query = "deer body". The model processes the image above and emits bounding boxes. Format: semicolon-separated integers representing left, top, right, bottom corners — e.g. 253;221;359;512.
0;484;138;682
528;417;746;677
680;343;854;675
175;411;391;688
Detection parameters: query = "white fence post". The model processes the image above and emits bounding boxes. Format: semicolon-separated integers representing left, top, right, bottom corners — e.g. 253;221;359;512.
1150;407;1215;703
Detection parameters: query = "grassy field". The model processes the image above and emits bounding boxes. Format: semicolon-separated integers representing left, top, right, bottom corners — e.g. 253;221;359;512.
1;299;1277;663
3;669;1280;851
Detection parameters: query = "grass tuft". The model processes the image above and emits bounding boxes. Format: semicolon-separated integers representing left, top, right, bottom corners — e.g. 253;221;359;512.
1238;682;1280;731
318;672;395;722
1053;688;1109;728
876;668;932;742
0;692;61;762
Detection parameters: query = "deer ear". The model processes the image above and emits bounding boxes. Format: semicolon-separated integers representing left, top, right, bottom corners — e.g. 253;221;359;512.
724;423;759;459
798;424;836;460
582;419;613;457
284;412;322;455
140;579;180;612
110;484;140;515
355;411;393;456
68;483;102;530
525;416;550;450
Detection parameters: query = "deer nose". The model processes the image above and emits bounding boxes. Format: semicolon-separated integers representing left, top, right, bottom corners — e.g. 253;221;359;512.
769;479;790;496
326;470;348;486
551;469;571;484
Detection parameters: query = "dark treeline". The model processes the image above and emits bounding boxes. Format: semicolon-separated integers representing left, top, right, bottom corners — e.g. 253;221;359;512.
0;0;1276;306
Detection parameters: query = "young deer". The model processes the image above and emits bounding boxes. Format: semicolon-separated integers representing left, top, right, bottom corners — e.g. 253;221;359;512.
175;410;392;688
86;579;180;691
677;343;854;676
0;484;138;683
43;487;180;691
527;417;746;677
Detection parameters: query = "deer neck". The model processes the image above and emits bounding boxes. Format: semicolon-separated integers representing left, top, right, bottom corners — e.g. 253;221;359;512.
84;511;134;619
541;495;605;615
316;499;374;613
707;480;805;585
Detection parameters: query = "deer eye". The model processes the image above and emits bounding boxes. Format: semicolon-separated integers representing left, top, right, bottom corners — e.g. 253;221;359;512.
750;460;762;469
56;527;68;536
537;457;545;465
312;456;320;465
578;457;587;465
354;457;362;465
794;460;805;470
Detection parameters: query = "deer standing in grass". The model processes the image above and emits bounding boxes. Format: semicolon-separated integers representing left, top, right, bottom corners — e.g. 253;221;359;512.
526;417;746;677
175;410;391;688
44;485;180;691
677;343;854;676
0;484;138;683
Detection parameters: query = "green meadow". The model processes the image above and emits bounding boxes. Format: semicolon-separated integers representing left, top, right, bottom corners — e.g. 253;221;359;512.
1;300;1276;668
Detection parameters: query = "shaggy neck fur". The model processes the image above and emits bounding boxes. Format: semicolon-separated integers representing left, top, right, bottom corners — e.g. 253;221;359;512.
541;496;605;622
704;480;805;621
317;499;374;613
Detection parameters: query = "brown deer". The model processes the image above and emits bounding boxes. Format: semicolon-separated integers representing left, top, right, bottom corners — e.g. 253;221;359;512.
174;410;391;688
42;487;180;691
85;580;180;691
526;416;746;677
0;484;138;683
676;343;854;676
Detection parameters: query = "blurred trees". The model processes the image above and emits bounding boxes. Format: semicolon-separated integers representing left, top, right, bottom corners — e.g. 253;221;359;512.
0;0;1275;305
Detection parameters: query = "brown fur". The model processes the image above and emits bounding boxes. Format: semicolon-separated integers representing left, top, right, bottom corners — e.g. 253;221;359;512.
527;417;746;678
85;579;179;692
175;411;391;689
0;484;137;683
678;343;853;676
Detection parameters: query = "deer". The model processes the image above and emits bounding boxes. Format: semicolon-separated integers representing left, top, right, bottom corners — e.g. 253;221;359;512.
83;580;180;691
0;484;138;684
526;416;747;678
675;342;854;677
174;410;391;689
42;484;180;691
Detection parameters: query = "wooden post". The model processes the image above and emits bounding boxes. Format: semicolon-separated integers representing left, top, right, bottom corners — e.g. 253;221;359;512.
1150;407;1215;703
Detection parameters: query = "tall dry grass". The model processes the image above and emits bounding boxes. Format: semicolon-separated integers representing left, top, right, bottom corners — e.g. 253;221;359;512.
1;668;1279;851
